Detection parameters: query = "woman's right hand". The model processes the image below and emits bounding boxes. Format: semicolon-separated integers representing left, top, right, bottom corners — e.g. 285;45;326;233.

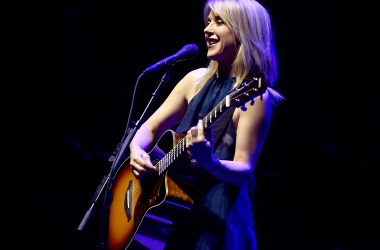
129;146;156;179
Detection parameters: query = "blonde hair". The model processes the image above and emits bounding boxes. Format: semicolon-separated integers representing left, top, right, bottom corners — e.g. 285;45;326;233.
200;0;284;102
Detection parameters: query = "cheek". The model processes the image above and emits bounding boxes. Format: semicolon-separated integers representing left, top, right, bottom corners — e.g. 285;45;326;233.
223;37;237;56
220;31;236;48
223;27;235;41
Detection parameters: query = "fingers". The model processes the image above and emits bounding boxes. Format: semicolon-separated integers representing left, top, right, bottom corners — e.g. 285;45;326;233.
186;120;206;147
130;153;155;179
197;120;205;140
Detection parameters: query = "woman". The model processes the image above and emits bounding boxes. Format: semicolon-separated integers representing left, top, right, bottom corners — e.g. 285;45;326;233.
129;0;284;249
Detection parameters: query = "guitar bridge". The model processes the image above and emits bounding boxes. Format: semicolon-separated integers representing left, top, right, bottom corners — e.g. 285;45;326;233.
125;180;133;221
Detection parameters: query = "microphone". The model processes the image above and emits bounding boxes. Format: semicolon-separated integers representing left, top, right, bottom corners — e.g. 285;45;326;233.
143;44;199;73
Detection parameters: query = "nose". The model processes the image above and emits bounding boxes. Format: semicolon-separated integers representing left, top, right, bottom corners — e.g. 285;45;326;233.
204;27;213;41
204;23;213;35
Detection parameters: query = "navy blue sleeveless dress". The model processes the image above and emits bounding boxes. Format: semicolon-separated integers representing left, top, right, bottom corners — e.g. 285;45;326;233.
164;76;257;250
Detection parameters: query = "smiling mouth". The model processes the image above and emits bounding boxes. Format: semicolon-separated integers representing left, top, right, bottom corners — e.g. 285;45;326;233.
206;37;218;46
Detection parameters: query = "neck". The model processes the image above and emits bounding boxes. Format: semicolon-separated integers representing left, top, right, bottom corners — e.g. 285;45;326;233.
216;67;234;79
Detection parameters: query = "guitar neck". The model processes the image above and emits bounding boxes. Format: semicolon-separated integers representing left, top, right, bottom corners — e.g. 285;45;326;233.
202;95;232;129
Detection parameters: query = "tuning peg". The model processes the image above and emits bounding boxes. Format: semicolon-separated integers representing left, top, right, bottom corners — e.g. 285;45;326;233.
241;104;247;111
250;99;255;106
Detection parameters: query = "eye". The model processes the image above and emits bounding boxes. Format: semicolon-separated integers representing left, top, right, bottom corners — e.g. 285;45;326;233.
205;15;225;28
215;17;225;25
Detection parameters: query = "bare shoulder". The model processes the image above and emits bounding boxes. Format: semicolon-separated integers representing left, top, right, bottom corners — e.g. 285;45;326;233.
182;68;208;82
178;68;208;101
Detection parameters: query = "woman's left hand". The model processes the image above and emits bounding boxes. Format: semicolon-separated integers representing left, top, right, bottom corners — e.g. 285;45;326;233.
186;120;214;166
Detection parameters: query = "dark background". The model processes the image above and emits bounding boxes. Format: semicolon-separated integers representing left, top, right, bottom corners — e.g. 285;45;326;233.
1;0;379;249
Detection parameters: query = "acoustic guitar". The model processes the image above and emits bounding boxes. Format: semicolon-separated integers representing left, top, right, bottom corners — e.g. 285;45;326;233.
107;73;266;250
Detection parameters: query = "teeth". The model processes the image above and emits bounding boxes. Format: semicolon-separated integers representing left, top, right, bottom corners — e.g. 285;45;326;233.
208;39;218;45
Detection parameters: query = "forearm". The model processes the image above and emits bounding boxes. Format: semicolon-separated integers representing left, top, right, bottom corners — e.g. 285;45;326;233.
130;123;155;152
202;157;253;186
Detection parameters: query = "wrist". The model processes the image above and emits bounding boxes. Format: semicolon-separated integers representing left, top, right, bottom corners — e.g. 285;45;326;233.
205;157;221;173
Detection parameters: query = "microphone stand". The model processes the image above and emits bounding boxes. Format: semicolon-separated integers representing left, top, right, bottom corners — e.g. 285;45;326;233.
77;68;173;250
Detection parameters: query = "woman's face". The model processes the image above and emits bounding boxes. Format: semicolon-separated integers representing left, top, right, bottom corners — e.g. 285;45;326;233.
204;10;236;65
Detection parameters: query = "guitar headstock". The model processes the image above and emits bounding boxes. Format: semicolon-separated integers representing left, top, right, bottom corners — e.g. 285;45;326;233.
226;73;267;111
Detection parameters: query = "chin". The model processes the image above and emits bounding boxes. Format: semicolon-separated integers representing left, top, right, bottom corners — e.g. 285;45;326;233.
207;54;220;62
207;51;217;59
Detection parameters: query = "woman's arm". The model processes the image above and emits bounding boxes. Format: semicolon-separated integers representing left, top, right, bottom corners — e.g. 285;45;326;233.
187;90;273;186
129;68;206;179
